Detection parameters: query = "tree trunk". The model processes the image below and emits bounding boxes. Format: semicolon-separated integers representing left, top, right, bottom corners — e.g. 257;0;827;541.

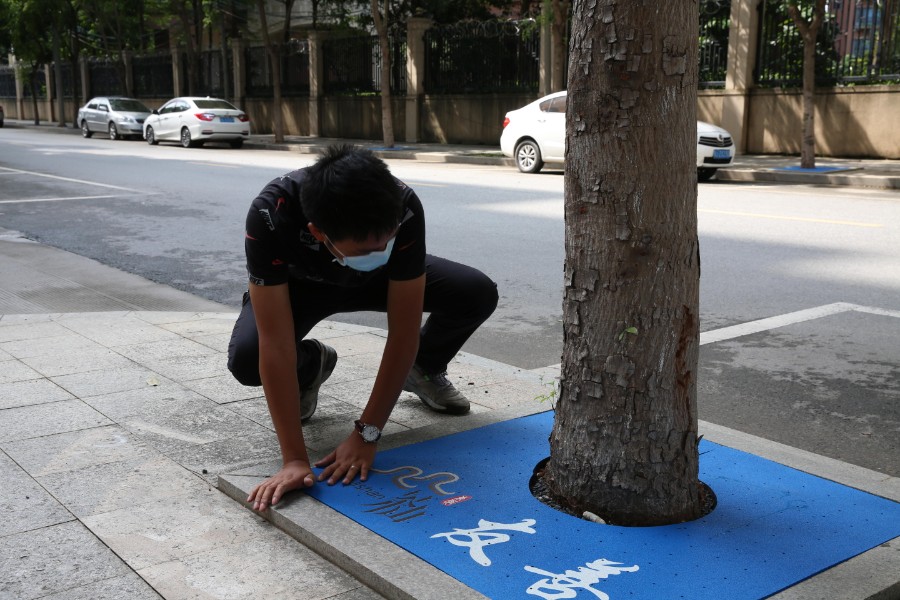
371;0;395;148
257;0;284;142
29;67;41;126
53;24;65;127
545;0;704;527
787;0;825;169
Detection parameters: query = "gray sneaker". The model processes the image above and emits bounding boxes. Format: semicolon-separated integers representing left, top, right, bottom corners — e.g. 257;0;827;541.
300;340;337;422
403;365;470;415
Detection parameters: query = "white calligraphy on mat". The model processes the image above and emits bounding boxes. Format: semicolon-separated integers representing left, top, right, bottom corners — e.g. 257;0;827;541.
524;558;640;599
430;518;537;566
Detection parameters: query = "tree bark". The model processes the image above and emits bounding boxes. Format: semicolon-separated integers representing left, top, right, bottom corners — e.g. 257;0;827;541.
546;0;704;527
787;0;825;169
257;0;285;142
371;0;395;148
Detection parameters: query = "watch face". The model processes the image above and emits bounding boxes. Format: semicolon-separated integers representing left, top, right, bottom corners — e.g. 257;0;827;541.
356;421;381;443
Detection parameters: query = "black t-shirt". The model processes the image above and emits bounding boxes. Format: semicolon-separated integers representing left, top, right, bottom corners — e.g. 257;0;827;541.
244;168;426;287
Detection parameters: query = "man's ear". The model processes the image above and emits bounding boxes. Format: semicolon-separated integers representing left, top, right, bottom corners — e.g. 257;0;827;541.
307;222;326;242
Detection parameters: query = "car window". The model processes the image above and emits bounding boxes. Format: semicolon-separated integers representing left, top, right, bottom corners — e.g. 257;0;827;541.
98;103;109;112
176;101;190;112
194;99;237;110
548;97;566;113
110;99;150;112
539;99;552;112
87;102;98;110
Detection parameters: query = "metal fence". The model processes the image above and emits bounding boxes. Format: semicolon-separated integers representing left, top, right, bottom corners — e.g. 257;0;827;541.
246;45;310;96
424;20;539;94
89;58;124;96
322;33;406;95
0;66;16;98
756;0;900;86
134;53;173;97
699;0;731;88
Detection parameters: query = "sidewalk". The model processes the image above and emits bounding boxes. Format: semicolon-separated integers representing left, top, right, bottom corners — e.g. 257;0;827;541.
2;232;898;599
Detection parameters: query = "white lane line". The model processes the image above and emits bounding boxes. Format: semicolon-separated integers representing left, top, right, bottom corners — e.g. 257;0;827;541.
0;166;141;192
537;303;898;372
699;302;897;345
0;195;124;204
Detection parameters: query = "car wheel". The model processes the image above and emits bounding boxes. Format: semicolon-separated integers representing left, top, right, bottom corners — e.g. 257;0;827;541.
145;126;158;145
108;122;119;140
697;167;717;182
229;138;244;149
515;140;543;174
180;127;195;148
81;120;92;138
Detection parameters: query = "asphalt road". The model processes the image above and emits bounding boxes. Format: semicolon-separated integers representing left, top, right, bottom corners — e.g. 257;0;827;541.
1;126;898;476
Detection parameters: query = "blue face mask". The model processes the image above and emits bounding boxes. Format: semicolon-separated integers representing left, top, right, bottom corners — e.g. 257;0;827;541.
327;235;396;272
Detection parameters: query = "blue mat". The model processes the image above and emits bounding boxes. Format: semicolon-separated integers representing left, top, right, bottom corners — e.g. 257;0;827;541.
306;412;900;599
774;165;857;173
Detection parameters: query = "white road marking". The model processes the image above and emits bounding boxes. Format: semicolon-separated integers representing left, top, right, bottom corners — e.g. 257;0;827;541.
0;195;124;204
538;302;898;372
0;166;141;192
702;303;899;344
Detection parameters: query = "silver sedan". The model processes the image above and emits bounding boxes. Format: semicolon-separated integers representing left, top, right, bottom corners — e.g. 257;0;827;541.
78;97;151;140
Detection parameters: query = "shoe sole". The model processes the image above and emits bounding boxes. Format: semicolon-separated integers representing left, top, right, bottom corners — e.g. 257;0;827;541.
301;342;338;422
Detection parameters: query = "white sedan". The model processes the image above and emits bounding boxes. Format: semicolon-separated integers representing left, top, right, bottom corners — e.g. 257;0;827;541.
143;97;250;148
500;90;734;180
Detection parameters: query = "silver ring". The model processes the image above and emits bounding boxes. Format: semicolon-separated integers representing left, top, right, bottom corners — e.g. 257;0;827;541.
350;465;358;469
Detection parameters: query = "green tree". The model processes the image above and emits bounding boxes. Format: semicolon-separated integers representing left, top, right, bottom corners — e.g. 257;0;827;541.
6;0;54;124
786;0;827;169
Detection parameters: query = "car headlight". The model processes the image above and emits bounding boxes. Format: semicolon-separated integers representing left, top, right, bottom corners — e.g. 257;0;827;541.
118;116;135;123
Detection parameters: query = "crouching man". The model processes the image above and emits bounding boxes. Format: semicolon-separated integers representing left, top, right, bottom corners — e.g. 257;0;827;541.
227;145;498;511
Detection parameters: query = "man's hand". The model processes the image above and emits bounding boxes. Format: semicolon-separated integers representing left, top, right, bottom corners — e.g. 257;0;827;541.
315;432;377;485
246;459;315;511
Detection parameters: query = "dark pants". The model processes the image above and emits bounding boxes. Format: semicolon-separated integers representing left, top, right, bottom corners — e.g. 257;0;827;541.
227;255;498;388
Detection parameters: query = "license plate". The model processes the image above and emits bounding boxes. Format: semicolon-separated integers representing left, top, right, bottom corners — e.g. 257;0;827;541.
219;116;234;123
713;149;731;159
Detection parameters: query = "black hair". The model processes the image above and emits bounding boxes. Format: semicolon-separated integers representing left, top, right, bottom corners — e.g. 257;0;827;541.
300;144;405;242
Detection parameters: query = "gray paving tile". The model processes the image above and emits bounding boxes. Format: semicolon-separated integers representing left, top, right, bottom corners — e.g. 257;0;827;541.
468;379;551;411
83;382;208;421
37;456;208;518
0;313;59;326
0;450;72;537
0;378;74;410
0;400;111;443
0;521;131;600
154;429;282;484
140;353;229;382
380;393;491;429
51;366;173;398
215;396;272;428
0;320;71;343
0;358;43;384
117;397;271;452
189;331;232;353
138;533;364;600
159;315;239;337
327;333;391;357
114;337;216;363
38;572;163;600
82;492;272;570
59;318;181;347
3;425;154;477
183;373;263;404
0;333;106;360
133;311;238;326
330;587;387;600
0;347;12;361
21;347;136;378
324;360;374;385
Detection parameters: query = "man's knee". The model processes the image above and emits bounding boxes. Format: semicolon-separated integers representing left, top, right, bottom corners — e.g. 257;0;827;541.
227;344;262;387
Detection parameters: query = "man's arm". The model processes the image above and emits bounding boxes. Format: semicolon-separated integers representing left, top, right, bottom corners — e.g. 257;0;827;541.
316;274;426;484
245;282;314;510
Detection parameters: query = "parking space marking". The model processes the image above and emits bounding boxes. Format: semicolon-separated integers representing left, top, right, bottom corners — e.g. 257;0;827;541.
0;166;141;192
699;302;899;345
537;303;899;373
187;161;239;168
699;208;883;228
0;195;125;204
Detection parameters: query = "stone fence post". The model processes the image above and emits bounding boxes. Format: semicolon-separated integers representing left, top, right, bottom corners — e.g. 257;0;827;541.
307;30;325;137
721;0;761;153
231;37;246;108
404;16;433;143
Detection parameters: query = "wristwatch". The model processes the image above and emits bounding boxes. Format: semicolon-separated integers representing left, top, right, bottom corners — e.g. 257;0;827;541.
355;420;382;443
